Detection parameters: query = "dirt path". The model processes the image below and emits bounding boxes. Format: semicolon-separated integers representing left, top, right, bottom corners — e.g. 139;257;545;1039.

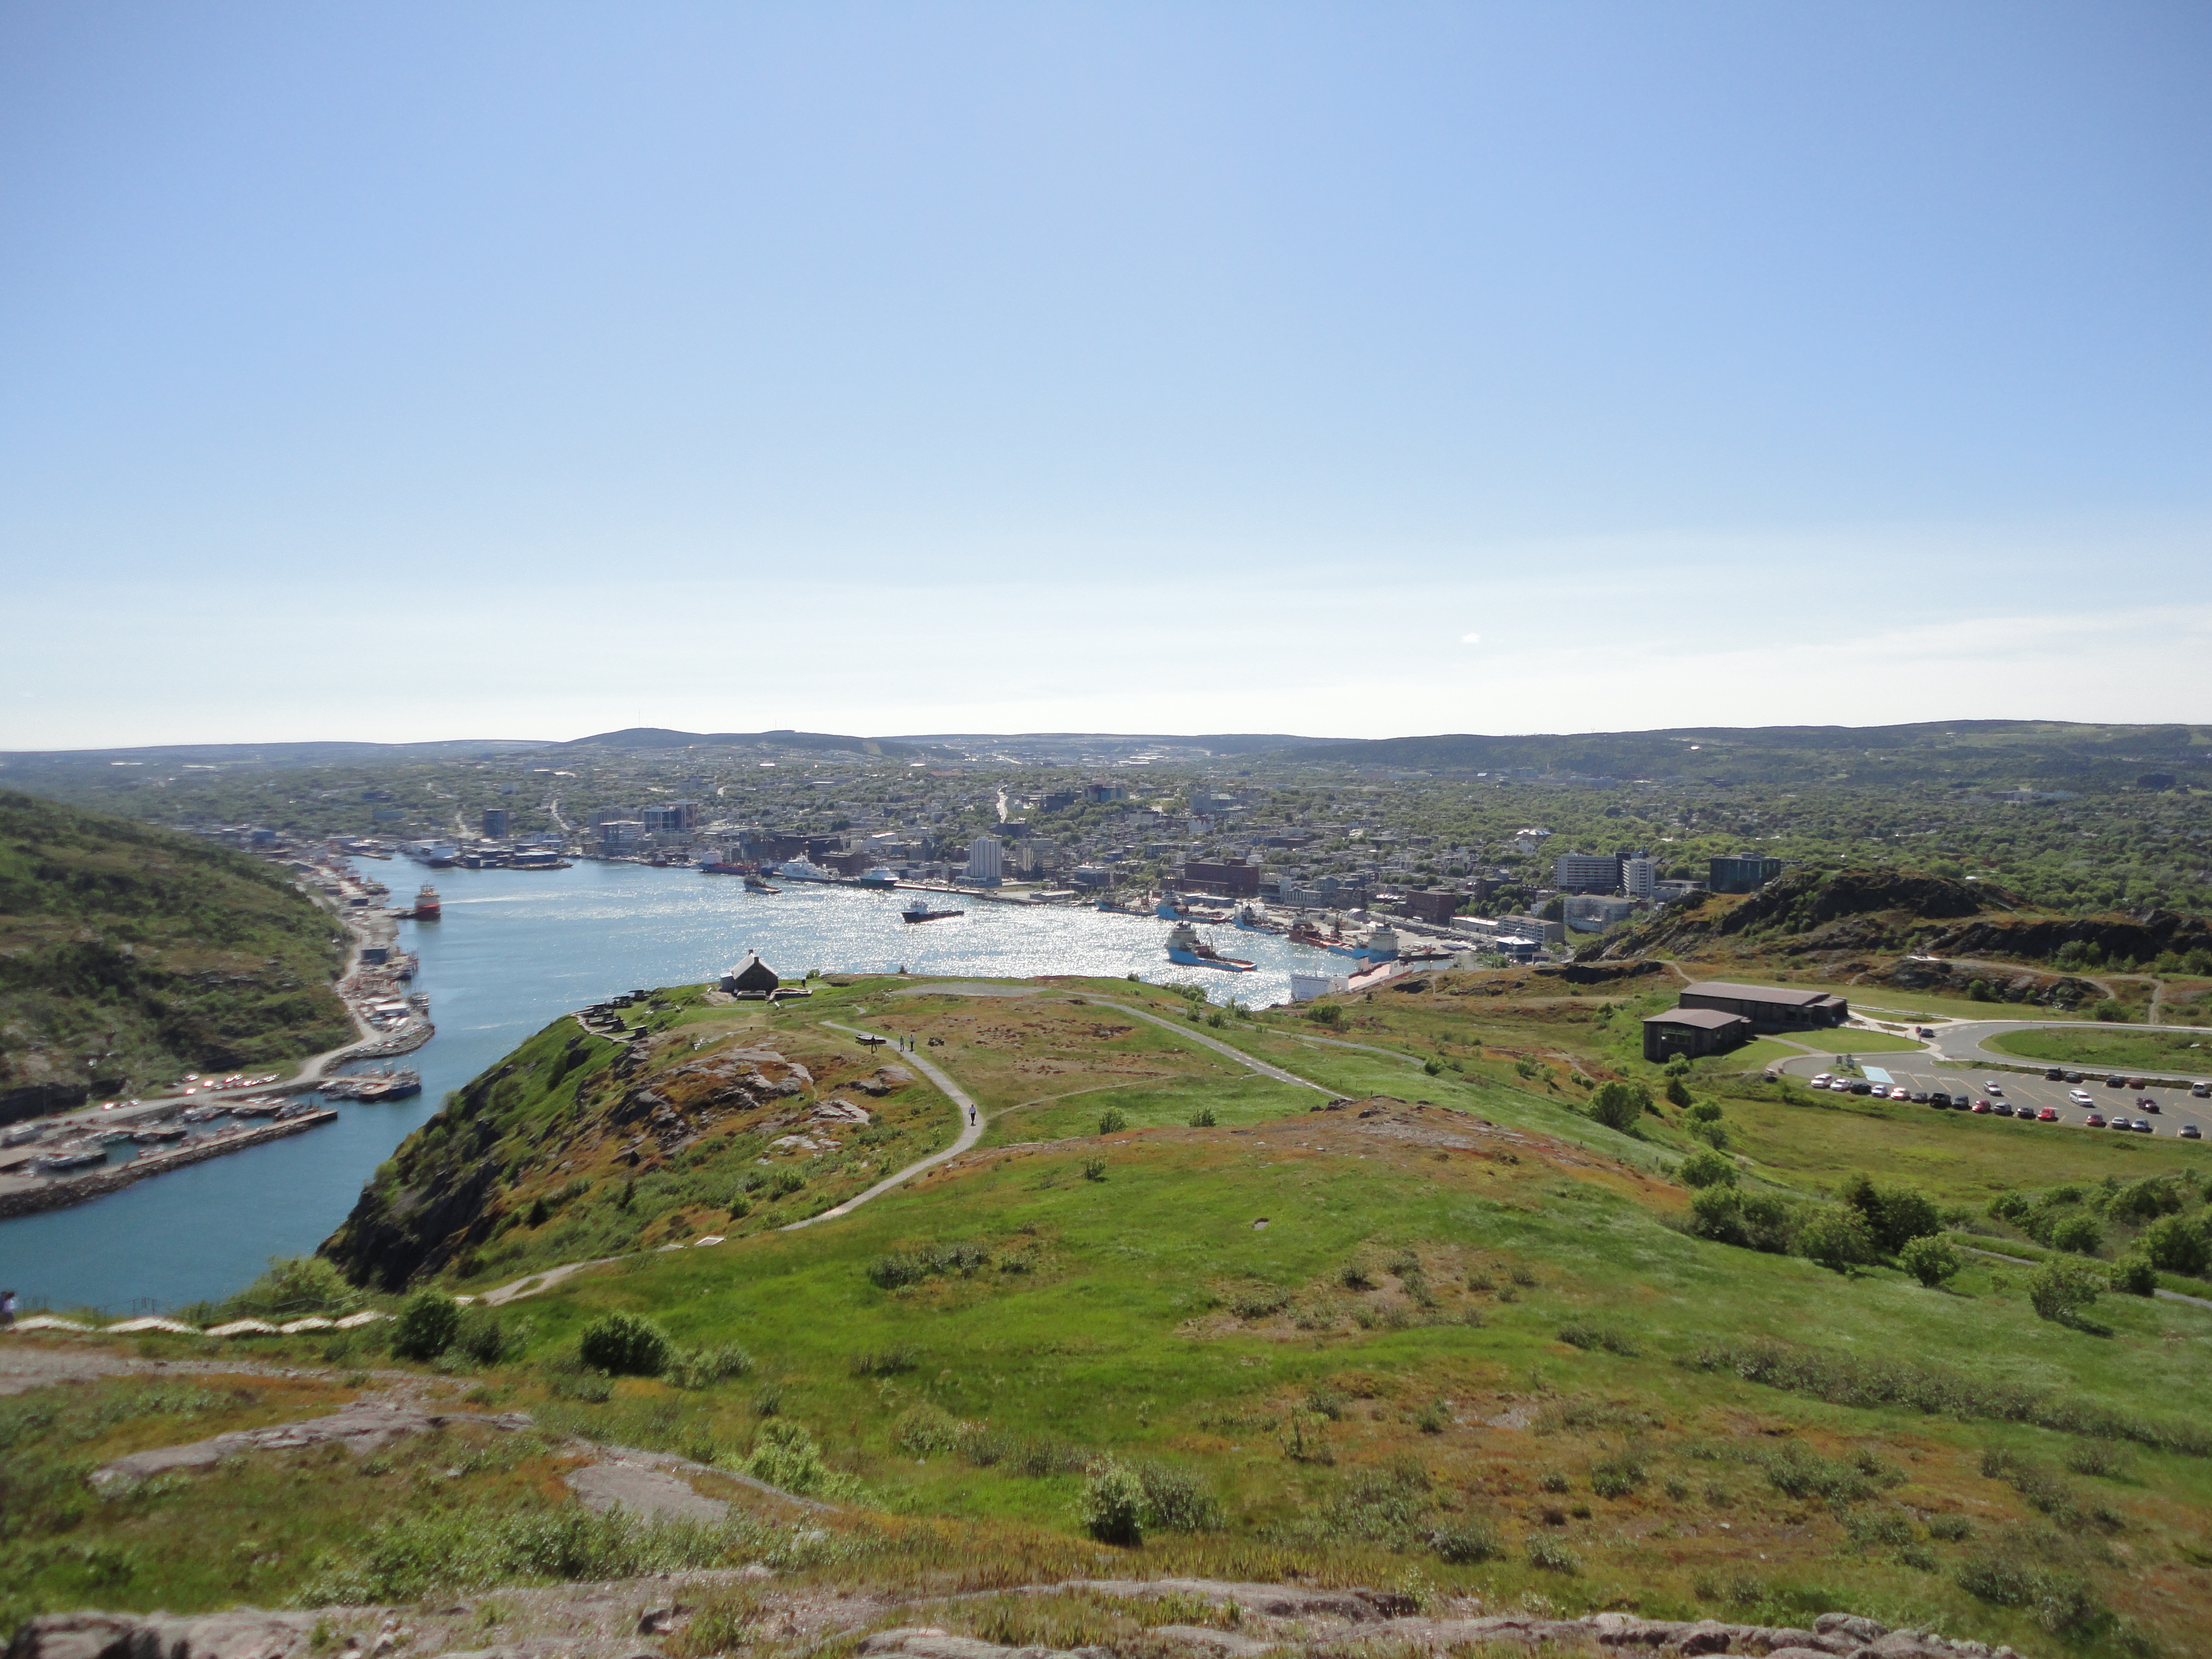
1079;998;1336;1096
783;1024;986;1229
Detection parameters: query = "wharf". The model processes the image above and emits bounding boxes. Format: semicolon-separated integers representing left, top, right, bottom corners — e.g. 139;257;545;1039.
0;1110;341;1221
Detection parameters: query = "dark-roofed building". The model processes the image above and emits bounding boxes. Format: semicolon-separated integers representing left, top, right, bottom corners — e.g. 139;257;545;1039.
1642;1006;1752;1062
1679;980;1848;1031
720;952;781;996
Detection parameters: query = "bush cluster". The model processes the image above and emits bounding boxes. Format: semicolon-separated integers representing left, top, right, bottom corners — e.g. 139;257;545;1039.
867;1240;994;1288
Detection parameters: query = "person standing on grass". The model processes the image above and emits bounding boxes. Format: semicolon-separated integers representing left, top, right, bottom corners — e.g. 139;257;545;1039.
1;1289;16;1328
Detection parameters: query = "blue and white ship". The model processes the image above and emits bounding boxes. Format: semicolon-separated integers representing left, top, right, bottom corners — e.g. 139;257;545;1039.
1166;921;1256;971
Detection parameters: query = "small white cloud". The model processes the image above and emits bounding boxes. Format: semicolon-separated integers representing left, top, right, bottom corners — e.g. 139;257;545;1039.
1460;632;1481;645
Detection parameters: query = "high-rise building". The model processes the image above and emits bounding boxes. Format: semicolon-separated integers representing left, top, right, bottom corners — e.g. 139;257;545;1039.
1621;854;1655;899
966;835;1003;884
481;807;510;838
1553;853;1623;893
1710;853;1785;894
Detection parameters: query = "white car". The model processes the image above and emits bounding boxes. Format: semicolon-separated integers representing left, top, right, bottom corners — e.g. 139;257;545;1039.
2068;1089;2095;1107
1811;1073;1834;1087
1982;1081;2005;1096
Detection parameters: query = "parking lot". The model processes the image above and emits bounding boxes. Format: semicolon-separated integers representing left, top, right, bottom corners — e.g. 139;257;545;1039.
1774;1051;2212;1144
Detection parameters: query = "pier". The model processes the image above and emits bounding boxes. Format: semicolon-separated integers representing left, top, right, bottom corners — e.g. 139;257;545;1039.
0;1109;339;1220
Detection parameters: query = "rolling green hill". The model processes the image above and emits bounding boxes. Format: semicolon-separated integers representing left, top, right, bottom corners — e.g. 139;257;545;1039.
0;789;352;1114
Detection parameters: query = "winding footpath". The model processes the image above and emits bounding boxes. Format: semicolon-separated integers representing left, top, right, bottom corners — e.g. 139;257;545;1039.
784;1023;989;1229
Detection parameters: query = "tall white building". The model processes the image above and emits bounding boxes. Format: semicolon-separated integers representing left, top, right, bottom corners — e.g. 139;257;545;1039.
966;835;1003;884
1622;854;1656;899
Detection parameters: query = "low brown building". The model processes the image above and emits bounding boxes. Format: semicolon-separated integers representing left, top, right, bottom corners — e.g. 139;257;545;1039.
1642;1006;1752;1061
1678;980;1848;1032
1182;860;1260;898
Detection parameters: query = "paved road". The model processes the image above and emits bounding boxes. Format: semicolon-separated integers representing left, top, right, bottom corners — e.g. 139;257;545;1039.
1932;1019;2212;1081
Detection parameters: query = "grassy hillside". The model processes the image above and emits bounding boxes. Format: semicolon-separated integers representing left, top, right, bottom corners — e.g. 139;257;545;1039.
0;789;351;1109
11;967;2212;1655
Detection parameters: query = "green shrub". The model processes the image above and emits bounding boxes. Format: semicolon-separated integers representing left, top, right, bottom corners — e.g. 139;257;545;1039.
1524;1534;1578;1573
1925;1513;1973;1541
892;1402;966;1457
1557;1323;1638;1357
1082;1157;1108;1182
1324;1461;1432;1544
1665;1076;1694;1108
1898;1235;1961;1288
391;1291;463;1361
1429;1522;1498;1563
2028;1258;2105;1322
1077;1458;1145;1545
1686;1100;1722;1122
1136;1461;1224;1532
670;1345;752;1389
1840;1175;1942;1253
1798;1207;1876;1274
850;1345;919;1376
578;1312;672;1377
1187;1106;1217;1128
1097;1108;1129;1134
2109;1253;2158;1296
1588;1081;1649;1134
2139;1214;2211;1276
1415;1399;1449;1434
737;1420;859;1499
452;1306;519;1367
2050;1215;2102;1256
1677;1149;1736;1189
1305;1004;1342;1027
765;1167;806;1198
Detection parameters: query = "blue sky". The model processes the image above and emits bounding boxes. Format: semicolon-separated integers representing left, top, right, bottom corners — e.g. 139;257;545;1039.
4;2;2207;747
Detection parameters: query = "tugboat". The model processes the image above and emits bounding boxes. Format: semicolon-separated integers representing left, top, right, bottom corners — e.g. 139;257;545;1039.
743;874;780;893
402;883;441;920
1288;918;1362;957
1166;921;1256;971
902;894;965;923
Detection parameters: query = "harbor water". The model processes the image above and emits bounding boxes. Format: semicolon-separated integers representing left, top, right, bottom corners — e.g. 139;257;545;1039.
0;863;1377;1312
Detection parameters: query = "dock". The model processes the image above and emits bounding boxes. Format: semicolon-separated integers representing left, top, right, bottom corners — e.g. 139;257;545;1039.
0;1110;340;1221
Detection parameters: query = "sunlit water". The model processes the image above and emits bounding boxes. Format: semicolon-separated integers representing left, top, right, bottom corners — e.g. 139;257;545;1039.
0;862;1355;1311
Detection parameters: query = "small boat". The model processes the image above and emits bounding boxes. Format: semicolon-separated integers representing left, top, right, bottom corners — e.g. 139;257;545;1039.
1166;921;1256;971
133;1125;188;1144
227;1100;281;1118
743;875;780;894
36;1149;107;1174
179;1105;227;1123
902;895;965;924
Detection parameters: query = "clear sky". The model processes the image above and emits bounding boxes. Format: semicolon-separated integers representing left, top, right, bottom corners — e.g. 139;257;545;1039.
4;2;2207;748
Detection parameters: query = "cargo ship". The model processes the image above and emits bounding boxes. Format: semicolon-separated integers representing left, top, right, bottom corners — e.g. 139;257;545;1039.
701;861;752;876
1166;921;1256;971
902;895;965;923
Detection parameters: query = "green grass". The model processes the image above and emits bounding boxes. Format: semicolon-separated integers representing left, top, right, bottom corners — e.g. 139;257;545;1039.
1987;1027;2212;1075
1795;1029;1925;1056
0;789;352;1096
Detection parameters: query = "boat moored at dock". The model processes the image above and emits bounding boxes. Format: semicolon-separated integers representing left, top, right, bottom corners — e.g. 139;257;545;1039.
1166;920;1257;971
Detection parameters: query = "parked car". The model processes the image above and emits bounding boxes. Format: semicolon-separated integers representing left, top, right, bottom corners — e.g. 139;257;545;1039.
2129;1077;2149;1090
2069;1090;2095;1107
2064;1071;2086;1083
2108;1075;2128;1088
2138;1098;2160;1114
1982;1081;2005;1095
1929;1092;1953;1108
2192;1082;2209;1098
2135;1119;2155;1133
1971;1100;1992;1114
2037;1107;2059;1121
1811;1073;1834;1087
1994;1101;2016;1117
2182;1124;2203;1139
2086;1113;2108;1127
2045;1068;2065;1081
1909;1090;1929;1103
1849;1081;1873;1095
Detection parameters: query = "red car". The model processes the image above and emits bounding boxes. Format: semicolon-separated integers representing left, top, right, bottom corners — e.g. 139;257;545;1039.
2036;1107;2059;1121
2086;1113;2108;1128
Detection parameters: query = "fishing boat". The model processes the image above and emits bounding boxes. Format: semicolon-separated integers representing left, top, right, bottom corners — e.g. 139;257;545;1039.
36;1149;107;1174
133;1125;188;1144
743;875;780;893
1287;919;1363;957
1232;905;1283;932
1165;921;1256;971
227;1100;281;1118
902;895;965;923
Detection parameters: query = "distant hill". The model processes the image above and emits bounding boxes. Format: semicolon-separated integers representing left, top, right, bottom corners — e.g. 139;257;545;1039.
0;791;352;1118
554;727;947;759
1278;720;2212;786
